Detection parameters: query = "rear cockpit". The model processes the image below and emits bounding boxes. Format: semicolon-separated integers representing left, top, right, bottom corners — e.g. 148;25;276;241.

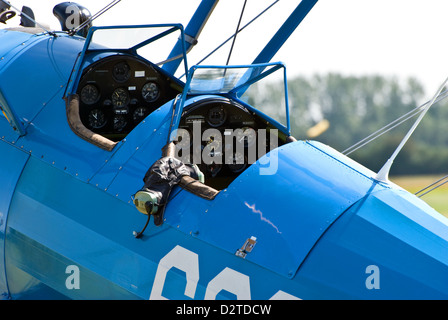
175;97;288;190
170;63;293;189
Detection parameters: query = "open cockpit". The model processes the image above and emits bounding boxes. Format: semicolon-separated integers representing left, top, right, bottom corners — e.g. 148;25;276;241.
65;25;294;191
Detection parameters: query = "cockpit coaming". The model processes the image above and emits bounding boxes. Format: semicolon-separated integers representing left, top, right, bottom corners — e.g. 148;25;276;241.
69;26;291;191
73;56;288;190
75;54;288;189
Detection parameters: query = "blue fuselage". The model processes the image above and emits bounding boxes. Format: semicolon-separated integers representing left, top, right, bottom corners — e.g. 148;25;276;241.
0;29;448;300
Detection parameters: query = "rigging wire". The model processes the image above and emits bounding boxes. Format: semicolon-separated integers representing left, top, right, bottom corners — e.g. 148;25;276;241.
226;0;248;66
1;0;55;35
340;77;448;197
415;174;448;198
193;0;280;67
375;74;448;182
342;88;448;156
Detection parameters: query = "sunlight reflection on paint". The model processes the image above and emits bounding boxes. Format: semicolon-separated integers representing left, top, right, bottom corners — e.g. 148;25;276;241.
244;202;281;234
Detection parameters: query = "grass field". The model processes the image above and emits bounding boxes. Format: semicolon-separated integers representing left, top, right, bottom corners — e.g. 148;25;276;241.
390;175;448;218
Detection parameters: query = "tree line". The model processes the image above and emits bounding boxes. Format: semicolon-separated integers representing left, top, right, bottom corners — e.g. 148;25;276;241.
251;73;448;176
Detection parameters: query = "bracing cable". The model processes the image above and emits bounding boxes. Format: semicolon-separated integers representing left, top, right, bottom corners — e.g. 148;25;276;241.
415;174;448;198
193;0;280;67
342;89;448;156
226;0;248;66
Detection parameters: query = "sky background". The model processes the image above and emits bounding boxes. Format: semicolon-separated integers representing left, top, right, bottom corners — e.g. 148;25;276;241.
2;0;448;96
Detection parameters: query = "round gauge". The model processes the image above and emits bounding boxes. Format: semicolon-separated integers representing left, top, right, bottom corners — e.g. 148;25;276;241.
88;109;107;129
113;115;128;132
113;61;131;82
80;84;100;105
142;82;160;102
235;127;257;147
112;88;129;108
133;106;149;122
207;106;227;127
226;152;247;173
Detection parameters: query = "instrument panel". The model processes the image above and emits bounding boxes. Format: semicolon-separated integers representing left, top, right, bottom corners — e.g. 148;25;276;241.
76;54;182;140
177;98;285;189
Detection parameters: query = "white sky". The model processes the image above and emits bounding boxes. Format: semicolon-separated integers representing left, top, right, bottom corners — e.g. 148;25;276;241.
3;0;448;94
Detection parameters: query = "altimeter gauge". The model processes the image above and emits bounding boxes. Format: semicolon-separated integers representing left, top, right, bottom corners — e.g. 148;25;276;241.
112;88;129;108
88;109;106;129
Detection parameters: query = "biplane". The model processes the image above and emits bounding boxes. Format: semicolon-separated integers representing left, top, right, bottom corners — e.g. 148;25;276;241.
0;0;447;300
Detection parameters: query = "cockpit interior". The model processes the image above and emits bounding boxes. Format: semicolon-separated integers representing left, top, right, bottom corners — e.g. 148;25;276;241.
76;54;182;141
74;54;289;190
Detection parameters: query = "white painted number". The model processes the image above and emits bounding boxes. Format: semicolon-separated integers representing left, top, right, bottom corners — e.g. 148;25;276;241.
149;245;300;300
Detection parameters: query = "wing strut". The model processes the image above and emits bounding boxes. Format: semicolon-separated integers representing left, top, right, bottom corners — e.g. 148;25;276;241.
162;0;219;76
253;0;318;65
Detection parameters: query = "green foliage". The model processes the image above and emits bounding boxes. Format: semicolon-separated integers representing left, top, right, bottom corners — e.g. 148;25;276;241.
252;73;448;175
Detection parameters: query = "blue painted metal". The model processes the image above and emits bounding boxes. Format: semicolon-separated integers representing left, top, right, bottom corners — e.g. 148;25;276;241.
162;0;219;75
6;156;147;299
88;100;173;193
6;117;447;299
0;31;118;182
5;154;305;299
0;141;29;298
298;187;448;299
0;30;54;141
0;29;37;58
0;31;81;145
164;140;383;278
0;89;26;136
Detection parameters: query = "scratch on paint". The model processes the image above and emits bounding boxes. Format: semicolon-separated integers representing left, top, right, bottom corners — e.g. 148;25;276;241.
244;202;281;234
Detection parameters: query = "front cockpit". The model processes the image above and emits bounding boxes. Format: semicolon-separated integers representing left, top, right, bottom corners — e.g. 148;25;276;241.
75;54;182;141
